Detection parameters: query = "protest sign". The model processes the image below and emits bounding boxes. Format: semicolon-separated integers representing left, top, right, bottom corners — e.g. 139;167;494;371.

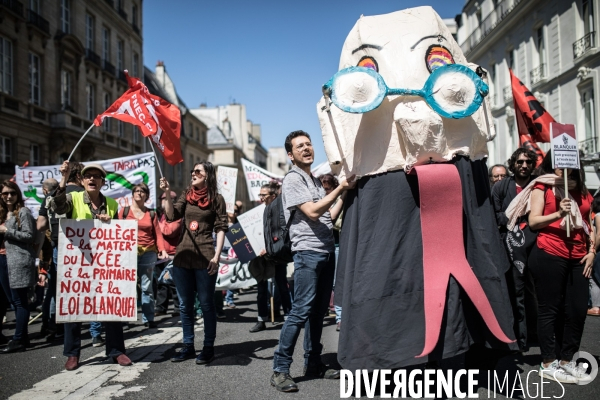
551;123;579;170
225;223;256;264
237;204;266;256
241;158;283;201
217;166;238;214
56;219;138;322
216;248;257;290
15;152;157;218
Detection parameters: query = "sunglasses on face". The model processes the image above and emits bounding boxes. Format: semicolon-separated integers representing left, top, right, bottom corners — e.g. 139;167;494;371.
1;191;17;197
83;174;103;180
516;160;533;166
191;169;205;176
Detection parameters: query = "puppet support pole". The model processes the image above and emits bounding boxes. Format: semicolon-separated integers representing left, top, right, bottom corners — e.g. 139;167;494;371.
67;124;95;161
147;138;165;178
565;168;570;237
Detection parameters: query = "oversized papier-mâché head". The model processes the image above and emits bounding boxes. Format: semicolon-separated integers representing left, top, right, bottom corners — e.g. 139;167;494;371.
317;6;495;179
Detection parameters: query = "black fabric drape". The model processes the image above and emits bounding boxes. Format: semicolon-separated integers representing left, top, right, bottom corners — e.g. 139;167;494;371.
335;156;518;370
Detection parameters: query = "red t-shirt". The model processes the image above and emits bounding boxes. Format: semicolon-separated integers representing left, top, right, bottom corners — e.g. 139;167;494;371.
533;183;592;259
119;208;165;253
516;185;523;195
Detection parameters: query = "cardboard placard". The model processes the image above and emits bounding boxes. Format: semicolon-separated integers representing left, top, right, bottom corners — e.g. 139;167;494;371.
217;166;238;214
56;219;138;322
225;223;255;264
551;123;580;170
237;204;266;256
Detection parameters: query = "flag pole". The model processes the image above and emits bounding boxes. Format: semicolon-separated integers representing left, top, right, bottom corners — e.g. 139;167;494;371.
67;124;95;161
565;168;570;237
147;137;165;178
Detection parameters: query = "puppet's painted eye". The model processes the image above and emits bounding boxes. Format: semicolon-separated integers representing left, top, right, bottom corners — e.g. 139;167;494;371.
425;45;455;73
357;56;378;72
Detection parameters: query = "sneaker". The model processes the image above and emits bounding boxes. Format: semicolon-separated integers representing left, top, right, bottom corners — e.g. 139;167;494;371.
226;303;236;309
170;344;195;362
539;360;578;384
249;321;266;333
92;335;105;347
560;361;594;384
195;346;215;365
304;363;341;379
271;372;299;392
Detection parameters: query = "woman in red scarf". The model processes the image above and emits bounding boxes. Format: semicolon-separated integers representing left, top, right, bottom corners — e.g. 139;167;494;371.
528;151;594;384
159;161;228;364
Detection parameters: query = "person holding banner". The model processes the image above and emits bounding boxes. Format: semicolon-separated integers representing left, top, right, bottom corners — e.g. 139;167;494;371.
0;181;37;353
509;151;594;383
49;161;131;370
159;161;228;364
119;183;167;329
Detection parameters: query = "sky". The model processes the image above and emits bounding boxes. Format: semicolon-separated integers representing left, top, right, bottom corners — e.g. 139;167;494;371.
143;0;465;166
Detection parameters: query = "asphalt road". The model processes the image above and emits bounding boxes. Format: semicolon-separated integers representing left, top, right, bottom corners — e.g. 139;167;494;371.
0;290;599;399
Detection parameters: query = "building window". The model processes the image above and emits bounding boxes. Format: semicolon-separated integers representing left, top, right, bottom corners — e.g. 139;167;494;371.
30;144;40;166
488;63;496;106
583;87;596;141
103;92;111;131
0;136;12;163
132;4;138;27
29;53;41;105
583;0;595;35
29;0;40;13
60;70;71;109
61;0;70;33
0;37;13;95
133;127;140;144
117;39;124;72
507;49;515;71
132;52;139;77
536;27;546;67
86;83;95;121
118;121;124;138
85;14;94;51
507;120;517;161
196;128;200;142
102;27;110;63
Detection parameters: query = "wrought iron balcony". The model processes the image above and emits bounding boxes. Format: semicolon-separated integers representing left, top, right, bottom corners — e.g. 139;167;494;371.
118;8;127;21
460;0;522;55
103;60;116;76
503;86;513;103
580;136;597;156
573;31;596;59
1;0;24;17
85;49;101;66
530;63;546;85
27;9;49;35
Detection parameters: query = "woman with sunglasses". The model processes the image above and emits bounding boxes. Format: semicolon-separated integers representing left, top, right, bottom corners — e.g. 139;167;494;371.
160;162;228;364
509;151;594;383
119;183;168;328
0;181;37;353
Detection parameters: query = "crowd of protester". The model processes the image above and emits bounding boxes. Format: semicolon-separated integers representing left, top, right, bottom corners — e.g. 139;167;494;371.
0;137;597;391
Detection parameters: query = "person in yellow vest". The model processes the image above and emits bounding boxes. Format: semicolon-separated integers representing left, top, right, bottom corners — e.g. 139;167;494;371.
48;160;131;371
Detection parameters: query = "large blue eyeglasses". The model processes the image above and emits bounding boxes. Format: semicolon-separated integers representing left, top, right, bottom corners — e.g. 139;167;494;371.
322;64;489;119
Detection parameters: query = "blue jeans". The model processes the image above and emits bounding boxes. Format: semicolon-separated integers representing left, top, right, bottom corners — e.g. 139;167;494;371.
0;254;30;341
273;251;335;373
138;251;157;323
89;321;102;338
334;246;342;323
225;290;235;306
172;266;218;347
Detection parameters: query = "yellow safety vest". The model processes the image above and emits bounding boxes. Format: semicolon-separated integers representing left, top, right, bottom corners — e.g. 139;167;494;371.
70;191;118;220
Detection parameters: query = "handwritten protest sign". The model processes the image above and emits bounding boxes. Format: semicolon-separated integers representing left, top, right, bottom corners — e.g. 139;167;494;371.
225;223;255;264
216;248;257;290
217;166;238;214
56;220;138;322
16;152;156;218
551;123;580;169
237;204;266;256
241;158;283;201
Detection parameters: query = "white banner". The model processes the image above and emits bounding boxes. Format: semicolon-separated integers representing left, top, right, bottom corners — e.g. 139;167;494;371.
56;219;138;322
15;152;157;218
216;248;257;290
217;166;238;214
237;204;266;256
241;158;283;201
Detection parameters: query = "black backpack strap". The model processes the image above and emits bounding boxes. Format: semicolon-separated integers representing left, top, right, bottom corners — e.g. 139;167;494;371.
122;206;130;219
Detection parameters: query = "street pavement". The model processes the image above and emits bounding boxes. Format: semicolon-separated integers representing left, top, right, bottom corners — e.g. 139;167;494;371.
0;289;599;399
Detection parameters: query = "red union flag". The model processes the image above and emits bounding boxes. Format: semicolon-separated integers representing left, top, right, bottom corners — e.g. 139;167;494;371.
510;69;555;166
94;71;183;165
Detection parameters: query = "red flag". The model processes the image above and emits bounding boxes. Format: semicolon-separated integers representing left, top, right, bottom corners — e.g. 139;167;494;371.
510;69;555;165
94;71;183;165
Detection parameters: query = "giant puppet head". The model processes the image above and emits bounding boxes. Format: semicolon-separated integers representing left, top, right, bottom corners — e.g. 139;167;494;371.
317;6;495;179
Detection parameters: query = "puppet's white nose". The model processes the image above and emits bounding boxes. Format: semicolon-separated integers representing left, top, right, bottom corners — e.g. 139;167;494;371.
394;100;448;169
